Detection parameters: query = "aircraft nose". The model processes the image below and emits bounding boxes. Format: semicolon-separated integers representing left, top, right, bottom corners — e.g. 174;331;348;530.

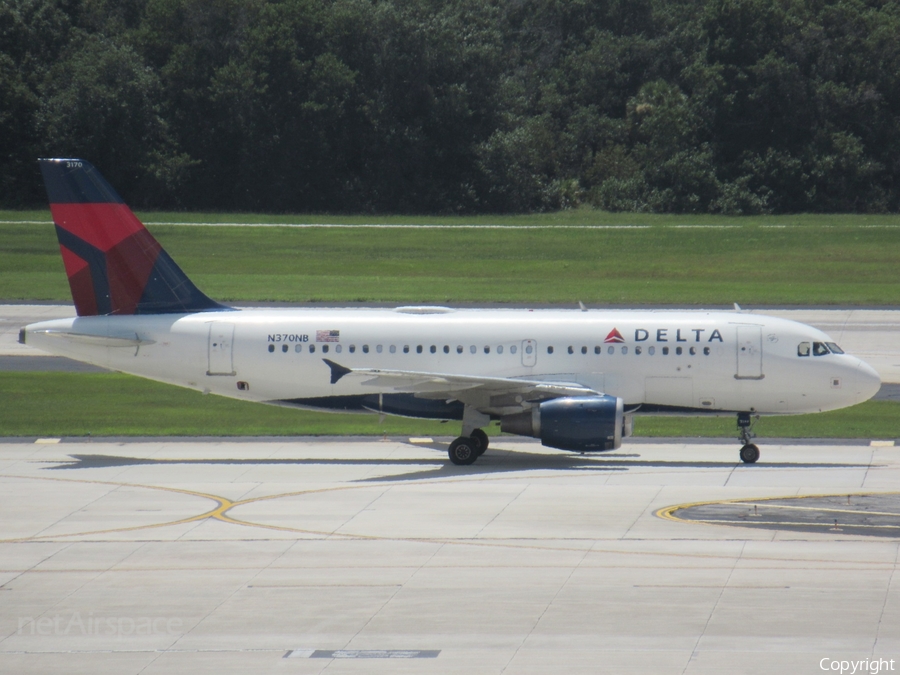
850;359;881;403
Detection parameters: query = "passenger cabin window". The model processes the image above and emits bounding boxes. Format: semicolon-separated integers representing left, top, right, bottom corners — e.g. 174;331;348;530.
568;346;574;354
349;345;356;353
416;345;423;353
798;342;810;357
594;346;601;354
510;345;517;354
813;342;830;356
547;346;554;354
363;345;369;353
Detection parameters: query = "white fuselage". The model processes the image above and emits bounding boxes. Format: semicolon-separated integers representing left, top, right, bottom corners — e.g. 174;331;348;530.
23;307;881;417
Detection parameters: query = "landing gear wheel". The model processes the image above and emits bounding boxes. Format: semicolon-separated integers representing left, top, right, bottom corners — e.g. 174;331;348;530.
740;443;760;464
470;428;489;456
448;437;478;465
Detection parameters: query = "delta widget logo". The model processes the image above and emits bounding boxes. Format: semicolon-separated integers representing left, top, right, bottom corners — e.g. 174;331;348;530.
604;328;625;344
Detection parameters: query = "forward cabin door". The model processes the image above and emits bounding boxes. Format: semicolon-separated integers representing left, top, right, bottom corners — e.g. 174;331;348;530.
735;325;763;379
207;323;235;376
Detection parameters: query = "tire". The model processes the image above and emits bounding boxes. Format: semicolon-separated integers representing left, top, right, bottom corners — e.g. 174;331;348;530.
740;443;760;464
448;437;478;465
470;428;489;456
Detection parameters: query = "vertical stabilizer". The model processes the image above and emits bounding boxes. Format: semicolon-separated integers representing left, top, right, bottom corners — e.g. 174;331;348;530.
38;158;228;316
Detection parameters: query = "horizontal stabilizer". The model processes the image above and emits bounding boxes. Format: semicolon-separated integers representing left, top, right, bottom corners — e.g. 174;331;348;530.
27;329;156;348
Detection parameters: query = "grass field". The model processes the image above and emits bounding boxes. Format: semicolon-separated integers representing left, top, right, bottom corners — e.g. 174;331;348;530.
2;209;900;305
1;372;896;440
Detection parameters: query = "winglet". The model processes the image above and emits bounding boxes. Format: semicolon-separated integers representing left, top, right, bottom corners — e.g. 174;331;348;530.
323;359;352;384
38;158;230;316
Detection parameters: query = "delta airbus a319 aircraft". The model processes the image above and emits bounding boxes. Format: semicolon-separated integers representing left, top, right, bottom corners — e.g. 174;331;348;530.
21;159;881;465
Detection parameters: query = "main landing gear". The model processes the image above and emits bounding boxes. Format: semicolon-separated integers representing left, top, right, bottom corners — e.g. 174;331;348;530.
737;412;760;464
448;430;489;466
448;407;491;465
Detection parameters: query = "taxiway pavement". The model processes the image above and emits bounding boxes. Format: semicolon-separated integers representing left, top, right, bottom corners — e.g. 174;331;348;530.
1;437;898;674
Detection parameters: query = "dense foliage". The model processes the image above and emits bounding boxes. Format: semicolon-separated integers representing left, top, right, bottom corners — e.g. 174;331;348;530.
2;0;899;213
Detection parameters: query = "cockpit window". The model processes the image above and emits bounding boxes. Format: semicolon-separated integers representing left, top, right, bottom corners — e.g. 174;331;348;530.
813;341;830;356
797;342;810;357
826;342;844;354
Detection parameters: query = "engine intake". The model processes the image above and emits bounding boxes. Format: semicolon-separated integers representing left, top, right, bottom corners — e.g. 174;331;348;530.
501;395;624;451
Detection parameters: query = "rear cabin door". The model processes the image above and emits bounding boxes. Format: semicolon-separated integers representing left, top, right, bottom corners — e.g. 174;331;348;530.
735;325;763;379
207;323;235;376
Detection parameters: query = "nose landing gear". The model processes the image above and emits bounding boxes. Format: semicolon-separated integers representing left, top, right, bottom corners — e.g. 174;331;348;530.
737;412;760;464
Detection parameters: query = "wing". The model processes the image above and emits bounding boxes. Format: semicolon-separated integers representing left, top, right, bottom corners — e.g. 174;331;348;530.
322;359;597;416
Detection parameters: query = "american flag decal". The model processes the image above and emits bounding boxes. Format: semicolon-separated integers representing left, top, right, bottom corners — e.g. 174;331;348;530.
316;329;340;343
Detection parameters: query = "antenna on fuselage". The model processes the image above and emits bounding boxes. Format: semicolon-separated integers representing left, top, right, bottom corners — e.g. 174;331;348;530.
733;303;742;312
578;301;587;312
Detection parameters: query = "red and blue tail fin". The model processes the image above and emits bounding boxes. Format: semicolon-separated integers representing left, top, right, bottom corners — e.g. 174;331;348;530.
39;158;228;316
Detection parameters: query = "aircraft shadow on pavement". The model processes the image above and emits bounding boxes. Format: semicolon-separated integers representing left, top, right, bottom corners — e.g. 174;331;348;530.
41;447;871;483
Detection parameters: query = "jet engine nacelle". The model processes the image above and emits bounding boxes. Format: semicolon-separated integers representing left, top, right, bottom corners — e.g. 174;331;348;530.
500;395;624;451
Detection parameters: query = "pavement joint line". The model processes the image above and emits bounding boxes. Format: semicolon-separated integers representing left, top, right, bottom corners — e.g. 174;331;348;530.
872;543;900;653
681;541;746;674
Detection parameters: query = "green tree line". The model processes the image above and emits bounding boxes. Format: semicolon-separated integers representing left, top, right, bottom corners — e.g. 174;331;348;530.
2;0;899;213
